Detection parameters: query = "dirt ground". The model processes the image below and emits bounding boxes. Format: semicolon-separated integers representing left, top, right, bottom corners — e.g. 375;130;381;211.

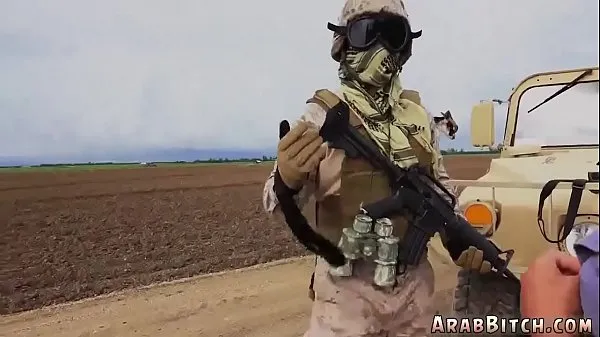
0;155;493;336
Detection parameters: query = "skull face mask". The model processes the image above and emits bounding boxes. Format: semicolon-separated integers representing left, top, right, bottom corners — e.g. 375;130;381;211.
342;44;403;88
329;13;421;89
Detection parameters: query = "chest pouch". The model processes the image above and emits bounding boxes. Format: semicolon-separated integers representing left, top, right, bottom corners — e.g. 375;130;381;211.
309;89;426;288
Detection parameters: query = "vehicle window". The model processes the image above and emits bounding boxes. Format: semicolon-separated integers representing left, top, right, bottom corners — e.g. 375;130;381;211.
515;82;599;146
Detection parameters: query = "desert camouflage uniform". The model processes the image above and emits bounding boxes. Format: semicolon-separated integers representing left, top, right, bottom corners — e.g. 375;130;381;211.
262;1;461;336
263;96;460;337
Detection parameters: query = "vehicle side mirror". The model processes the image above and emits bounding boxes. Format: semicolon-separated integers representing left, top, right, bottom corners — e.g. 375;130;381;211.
471;102;495;148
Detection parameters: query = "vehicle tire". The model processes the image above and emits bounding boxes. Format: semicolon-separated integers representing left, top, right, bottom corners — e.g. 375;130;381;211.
452;269;525;336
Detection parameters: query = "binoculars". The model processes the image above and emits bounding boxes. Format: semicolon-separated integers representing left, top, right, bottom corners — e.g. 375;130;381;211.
329;214;400;287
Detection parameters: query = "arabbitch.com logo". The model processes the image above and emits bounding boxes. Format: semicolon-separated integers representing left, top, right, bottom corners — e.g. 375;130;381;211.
431;315;593;335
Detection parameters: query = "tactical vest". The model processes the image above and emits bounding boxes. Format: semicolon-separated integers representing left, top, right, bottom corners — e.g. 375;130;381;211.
306;89;436;248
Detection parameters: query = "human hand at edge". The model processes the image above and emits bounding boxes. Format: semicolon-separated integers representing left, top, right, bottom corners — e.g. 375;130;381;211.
521;249;582;335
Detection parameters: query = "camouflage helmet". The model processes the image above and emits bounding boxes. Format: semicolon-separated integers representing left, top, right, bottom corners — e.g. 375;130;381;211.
330;0;417;62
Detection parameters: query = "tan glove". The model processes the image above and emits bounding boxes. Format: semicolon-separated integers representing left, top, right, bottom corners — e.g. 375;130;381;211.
453;246;492;273
277;121;327;189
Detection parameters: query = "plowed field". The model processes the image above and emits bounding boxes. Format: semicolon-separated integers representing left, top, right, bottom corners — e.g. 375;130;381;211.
0;155;494;337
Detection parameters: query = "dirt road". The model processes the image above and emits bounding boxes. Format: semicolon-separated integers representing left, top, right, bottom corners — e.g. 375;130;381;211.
0;258;315;337
0;252;460;337
0;155;489;336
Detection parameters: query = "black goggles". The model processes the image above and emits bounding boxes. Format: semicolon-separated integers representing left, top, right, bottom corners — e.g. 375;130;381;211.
328;16;422;52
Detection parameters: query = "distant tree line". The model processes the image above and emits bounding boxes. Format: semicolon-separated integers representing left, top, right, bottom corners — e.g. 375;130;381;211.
197;155;276;163
34;162;140;167
441;148;500;155
2;150;501;169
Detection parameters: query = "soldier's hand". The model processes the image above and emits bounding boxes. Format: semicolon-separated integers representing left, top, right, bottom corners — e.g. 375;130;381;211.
277;121;327;189
453;246;492;273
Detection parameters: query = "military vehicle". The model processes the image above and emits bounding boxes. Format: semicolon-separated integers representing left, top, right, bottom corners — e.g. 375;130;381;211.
432;67;599;316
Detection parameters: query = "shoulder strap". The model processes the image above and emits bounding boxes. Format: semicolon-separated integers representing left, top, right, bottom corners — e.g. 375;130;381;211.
537;179;589;243
306;89;339;110
397;89;435;168
399;89;423;107
308;89;432;168
307;89;362;127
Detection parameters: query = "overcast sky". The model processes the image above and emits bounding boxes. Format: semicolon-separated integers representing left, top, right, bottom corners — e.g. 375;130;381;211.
516;82;599;146
0;0;598;159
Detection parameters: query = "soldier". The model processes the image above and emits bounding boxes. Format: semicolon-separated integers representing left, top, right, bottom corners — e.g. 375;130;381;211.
263;0;490;336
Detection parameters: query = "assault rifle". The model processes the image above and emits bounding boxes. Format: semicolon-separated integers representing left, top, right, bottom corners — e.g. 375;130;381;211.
274;100;519;283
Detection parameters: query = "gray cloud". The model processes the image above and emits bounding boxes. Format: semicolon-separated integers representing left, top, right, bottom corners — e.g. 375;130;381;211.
0;0;598;158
